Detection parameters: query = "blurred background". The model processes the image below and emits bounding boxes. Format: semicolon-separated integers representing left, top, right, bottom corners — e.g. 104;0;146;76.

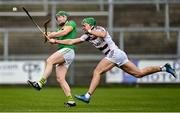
0;0;180;86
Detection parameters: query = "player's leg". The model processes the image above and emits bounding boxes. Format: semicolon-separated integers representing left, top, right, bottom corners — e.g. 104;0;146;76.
111;49;176;78
56;65;76;107
120;61;160;78
75;58;115;103
43;51;65;79
28;51;65;90
120;61;176;78
88;58;115;94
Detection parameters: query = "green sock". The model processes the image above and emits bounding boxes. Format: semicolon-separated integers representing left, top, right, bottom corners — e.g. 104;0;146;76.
67;95;74;102
38;77;46;87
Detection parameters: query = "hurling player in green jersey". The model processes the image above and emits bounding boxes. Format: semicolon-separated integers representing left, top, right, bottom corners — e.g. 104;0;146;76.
28;11;77;107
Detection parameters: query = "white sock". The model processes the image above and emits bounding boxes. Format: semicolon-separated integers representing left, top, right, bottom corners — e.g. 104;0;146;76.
160;65;166;71
85;92;91;99
37;82;43;88
68;100;75;104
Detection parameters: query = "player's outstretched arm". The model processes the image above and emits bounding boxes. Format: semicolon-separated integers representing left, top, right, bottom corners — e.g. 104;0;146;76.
48;26;73;38
49;38;83;45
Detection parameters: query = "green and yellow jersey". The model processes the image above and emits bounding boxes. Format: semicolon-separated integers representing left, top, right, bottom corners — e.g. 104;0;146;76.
56;20;77;50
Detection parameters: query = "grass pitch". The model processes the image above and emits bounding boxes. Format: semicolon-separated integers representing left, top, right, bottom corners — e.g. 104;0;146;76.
0;86;180;112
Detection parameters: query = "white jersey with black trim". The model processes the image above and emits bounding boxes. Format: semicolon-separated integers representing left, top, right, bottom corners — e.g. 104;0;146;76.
80;26;118;55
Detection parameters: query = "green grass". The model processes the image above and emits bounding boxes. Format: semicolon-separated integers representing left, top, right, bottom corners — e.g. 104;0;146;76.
0;86;180;112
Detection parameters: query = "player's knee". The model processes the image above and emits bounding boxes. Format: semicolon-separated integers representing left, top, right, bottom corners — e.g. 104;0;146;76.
93;69;104;77
46;58;53;65
56;77;65;84
134;71;144;78
93;71;98;76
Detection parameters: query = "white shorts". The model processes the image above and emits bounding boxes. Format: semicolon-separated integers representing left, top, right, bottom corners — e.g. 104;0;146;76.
57;48;75;68
105;49;129;67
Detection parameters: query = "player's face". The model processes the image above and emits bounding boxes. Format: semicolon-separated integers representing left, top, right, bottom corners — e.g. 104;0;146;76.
56;16;67;26
82;23;91;31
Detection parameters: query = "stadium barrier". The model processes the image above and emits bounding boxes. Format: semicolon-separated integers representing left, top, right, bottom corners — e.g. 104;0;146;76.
0;61;45;84
0;60;179;84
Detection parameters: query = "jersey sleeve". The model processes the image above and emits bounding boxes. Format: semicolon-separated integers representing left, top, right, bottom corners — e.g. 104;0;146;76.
66;20;76;29
80;34;89;41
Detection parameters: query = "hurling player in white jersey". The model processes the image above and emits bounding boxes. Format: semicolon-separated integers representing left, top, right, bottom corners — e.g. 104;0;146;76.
48;17;177;104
